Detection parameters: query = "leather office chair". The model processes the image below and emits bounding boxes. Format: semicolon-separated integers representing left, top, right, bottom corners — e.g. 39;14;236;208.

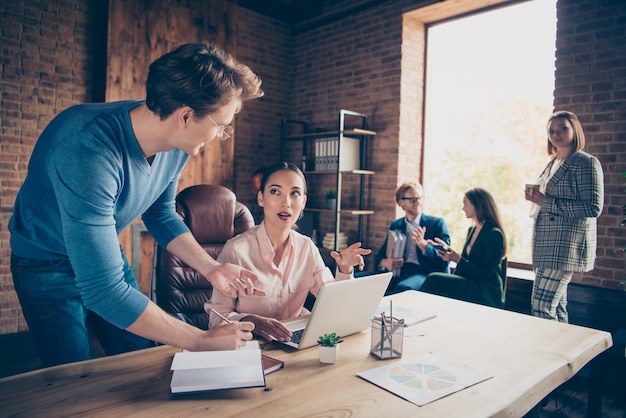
151;184;254;330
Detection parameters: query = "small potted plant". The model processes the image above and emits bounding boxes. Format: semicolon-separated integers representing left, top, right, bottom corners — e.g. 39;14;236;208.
317;332;343;364
325;189;337;210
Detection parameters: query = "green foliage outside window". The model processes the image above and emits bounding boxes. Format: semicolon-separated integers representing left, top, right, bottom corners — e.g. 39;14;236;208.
424;100;551;265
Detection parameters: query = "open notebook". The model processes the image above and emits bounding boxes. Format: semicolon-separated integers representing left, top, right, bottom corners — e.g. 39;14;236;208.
170;341;265;394
280;272;393;349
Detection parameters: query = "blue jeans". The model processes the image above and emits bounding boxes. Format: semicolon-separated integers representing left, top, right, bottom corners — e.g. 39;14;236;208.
11;250;153;368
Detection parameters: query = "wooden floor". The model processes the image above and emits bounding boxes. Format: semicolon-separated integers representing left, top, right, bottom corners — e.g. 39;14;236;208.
1;332;624;417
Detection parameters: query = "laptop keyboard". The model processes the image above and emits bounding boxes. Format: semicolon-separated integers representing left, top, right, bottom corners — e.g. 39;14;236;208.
290;328;305;344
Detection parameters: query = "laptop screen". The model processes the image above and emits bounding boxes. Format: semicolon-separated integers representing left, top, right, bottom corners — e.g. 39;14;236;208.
280;272;392;349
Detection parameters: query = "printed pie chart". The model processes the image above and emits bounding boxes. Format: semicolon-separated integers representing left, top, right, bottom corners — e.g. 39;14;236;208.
389;363;457;390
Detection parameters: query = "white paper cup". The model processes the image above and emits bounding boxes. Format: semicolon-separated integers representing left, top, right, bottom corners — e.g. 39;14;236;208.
525;184;540;197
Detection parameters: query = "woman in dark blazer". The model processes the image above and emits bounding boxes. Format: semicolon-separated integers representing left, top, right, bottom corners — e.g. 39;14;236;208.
421;188;507;308
524;110;604;323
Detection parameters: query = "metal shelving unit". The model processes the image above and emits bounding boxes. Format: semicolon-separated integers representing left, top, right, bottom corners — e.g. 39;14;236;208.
280;109;376;251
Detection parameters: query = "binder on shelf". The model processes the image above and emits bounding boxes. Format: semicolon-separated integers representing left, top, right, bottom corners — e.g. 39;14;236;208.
323;137;330;170
330;138;337;171
314;136;360;171
386;230;406;277
337;136;360;171
314;138;321;171
315;137;324;171
314;137;328;171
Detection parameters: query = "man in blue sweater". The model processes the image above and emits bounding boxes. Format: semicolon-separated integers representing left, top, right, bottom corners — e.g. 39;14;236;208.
9;43;265;367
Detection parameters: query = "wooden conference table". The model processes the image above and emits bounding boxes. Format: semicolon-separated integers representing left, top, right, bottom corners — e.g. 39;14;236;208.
0;291;612;418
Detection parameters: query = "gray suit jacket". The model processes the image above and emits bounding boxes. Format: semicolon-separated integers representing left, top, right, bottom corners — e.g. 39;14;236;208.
532;150;604;272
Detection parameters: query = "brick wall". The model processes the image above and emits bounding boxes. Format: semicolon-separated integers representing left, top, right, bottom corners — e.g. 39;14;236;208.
290;2;409;252
232;9;293;210
552;0;626;288
0;0;107;333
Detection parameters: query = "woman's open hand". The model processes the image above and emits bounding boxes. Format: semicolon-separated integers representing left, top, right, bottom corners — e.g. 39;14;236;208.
331;242;372;274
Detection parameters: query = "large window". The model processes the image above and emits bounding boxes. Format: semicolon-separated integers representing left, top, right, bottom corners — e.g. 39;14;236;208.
423;0;557;265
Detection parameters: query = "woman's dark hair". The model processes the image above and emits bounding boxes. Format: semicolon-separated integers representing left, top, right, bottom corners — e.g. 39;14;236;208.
465;187;508;258
259;162;307;195
146;43;264;120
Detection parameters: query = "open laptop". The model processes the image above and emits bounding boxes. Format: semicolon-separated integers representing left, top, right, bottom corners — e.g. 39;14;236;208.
279;272;393;349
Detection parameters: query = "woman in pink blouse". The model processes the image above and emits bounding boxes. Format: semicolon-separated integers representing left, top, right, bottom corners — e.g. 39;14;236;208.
206;162;370;342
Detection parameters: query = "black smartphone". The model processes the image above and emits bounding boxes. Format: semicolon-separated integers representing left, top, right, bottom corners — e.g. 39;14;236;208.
432;244;449;252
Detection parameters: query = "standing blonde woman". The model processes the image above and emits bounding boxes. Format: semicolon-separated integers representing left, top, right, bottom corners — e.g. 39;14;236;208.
524;110;604;322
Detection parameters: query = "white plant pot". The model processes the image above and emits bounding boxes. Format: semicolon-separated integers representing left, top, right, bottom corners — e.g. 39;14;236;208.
319;344;340;364
325;198;337;210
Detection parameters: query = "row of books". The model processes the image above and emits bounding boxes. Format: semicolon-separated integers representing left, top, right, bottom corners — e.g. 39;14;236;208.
312;136;361;171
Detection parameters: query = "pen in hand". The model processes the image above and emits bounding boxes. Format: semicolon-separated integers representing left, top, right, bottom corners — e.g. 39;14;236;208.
209;308;232;324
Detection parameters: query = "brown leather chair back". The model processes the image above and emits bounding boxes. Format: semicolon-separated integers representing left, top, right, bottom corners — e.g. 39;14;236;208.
152;184;254;330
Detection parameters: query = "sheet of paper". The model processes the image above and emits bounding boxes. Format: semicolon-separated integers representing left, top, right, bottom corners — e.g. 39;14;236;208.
374;305;436;327
357;353;492;406
171;341;260;370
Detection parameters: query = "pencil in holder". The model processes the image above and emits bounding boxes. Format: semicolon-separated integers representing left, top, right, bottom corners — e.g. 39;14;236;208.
370;316;404;359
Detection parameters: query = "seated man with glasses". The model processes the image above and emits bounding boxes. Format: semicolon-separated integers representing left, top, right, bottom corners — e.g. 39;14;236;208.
374;182;451;295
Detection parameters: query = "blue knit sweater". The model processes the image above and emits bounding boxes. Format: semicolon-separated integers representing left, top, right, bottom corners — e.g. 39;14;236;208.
10;101;190;328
